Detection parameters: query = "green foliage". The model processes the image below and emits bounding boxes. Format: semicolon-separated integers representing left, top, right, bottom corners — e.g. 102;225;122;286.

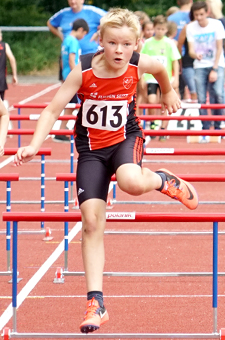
4;0;225;73
4;31;61;74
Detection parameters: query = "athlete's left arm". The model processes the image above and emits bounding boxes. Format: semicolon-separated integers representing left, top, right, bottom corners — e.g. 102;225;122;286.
138;54;181;114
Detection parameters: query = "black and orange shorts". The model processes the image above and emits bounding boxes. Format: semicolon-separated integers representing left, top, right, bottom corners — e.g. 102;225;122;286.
76;134;144;205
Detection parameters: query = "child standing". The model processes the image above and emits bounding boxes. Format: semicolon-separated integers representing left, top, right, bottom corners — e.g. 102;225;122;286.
141;15;181;140
0;29;18;101
186;1;225;138
0;98;9;156
54;19;89;142
14;8;198;333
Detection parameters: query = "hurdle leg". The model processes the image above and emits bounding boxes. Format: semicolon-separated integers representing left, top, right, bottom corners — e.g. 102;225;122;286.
213;221;218;333
41;154;45;230
70;135;74;201
17;107;21;147
6;181;11;272
64;180;69;272
12;221;18;332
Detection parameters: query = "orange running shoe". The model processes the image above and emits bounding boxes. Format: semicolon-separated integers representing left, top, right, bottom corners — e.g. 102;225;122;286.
80;297;109;333
156;168;198;210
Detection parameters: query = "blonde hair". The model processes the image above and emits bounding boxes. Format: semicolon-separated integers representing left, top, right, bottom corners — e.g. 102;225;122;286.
134;10;150;25
100;8;141;39
207;0;223;18
166;21;177;37
153;15;168;27
166;6;179;17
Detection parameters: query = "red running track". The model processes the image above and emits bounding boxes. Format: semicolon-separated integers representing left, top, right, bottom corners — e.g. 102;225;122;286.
1;82;225;338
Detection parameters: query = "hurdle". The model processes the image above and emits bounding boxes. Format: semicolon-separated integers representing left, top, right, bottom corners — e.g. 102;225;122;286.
0;174;19;276
1;148;52;232
12;103;80;147
7;130;75;200
2;211;225;339
55;173;76;273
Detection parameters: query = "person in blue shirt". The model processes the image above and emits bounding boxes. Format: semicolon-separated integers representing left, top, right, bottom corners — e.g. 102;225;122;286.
54;18;89;143
167;0;193;99
47;0;106;55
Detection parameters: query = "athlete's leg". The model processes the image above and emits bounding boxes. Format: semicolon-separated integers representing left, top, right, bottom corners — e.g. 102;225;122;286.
80;198;106;292
116;163;161;195
77;153;111;333
113;135;198;210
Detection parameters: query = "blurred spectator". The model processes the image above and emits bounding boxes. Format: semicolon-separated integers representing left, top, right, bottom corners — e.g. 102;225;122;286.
186;0;225;140
166;6;179;17
54;19;89;143
167;0;193;99
47;0;106;81
207;0;225;27
0;29;18;101
166;21;178;45
134;11;151;115
177;8;197;101
0;98;9;156
142;20;155;41
141;15;181;140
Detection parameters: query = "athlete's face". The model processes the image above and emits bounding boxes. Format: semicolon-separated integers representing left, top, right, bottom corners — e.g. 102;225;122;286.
100;26;139;70
68;0;84;12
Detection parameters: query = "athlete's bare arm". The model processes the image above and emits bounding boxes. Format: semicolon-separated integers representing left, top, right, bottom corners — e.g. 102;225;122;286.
138;54;181;114
14;63;83;165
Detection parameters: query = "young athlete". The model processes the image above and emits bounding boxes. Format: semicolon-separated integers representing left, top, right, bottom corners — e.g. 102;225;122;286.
0;98;9;156
14;8;198;334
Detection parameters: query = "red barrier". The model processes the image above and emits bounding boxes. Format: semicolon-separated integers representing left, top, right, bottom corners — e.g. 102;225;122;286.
13;103;81;109
4;148;51;156
9;114;225;121
56;173;225;182
6;129;225;136
56;174;76;181
139;103;225;109
137;115;225;121
144;130;225;136
10;115;77;121
0;174;19;181
144;148;225;156
3;211;225;222
6;129;73;135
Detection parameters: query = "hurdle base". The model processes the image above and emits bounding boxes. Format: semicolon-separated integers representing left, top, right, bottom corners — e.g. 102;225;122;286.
8;277;23;284
187;136;221;143
1;330;223;339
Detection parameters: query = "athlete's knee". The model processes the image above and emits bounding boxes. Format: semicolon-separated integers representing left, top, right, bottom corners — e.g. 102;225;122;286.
118;175;144;196
82;212;105;237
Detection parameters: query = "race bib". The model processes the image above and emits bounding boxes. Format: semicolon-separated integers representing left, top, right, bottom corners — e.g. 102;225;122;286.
152;55;167;67
82;99;128;131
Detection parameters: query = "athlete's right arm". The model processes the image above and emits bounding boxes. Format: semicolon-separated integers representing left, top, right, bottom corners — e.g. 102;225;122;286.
14;64;83;166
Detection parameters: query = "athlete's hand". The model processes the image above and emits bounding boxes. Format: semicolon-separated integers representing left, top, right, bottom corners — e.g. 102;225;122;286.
161;89;181;115
14;145;37;166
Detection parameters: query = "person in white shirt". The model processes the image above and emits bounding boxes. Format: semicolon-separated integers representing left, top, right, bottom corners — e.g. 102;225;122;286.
186;1;225;133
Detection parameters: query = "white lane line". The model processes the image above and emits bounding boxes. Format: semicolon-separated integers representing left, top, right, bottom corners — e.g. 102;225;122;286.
0;156;14;168
0;222;82;331
0;182;114;331
9;83;61;111
1;294;224;298
0;83;61;168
